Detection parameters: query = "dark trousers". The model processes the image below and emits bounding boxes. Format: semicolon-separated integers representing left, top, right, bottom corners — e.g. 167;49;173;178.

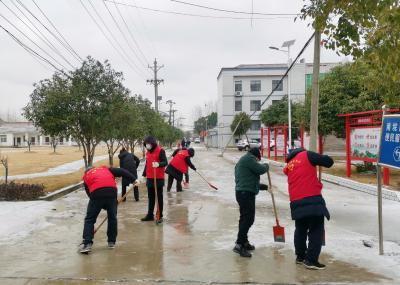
147;180;164;218
122;184;139;201
184;172;189;183
167;174;182;192
82;198;117;244
235;191;256;245
294;216;324;263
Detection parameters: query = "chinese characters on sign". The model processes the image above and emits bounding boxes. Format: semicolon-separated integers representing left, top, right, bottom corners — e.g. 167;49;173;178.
350;128;380;159
379;115;400;169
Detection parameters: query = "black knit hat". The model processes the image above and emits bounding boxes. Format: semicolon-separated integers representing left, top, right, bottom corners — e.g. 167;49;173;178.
188;148;195;157
248;147;261;160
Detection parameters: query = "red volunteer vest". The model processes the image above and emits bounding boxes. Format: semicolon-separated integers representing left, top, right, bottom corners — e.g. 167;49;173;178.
170;149;189;174
145;145;165;179
283;151;323;202
83;166;117;193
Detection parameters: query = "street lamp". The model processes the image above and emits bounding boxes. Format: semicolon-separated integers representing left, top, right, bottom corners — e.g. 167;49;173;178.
269;39;296;149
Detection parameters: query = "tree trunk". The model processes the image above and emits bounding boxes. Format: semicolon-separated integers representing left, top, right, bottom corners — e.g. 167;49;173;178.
82;141;88;169
309;30;321;152
106;141;114;167
28;142;31;152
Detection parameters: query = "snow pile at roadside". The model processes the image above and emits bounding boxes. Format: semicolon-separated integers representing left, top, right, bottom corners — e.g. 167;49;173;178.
0;201;53;243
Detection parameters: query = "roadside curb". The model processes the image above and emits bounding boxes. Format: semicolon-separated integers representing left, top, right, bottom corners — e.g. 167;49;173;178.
223;154;400;203
39;182;83;201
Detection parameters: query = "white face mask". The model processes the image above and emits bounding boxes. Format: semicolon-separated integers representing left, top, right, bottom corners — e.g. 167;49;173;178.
145;144;152;150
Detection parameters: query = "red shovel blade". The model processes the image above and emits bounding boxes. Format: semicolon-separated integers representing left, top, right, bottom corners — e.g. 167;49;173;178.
273;224;285;243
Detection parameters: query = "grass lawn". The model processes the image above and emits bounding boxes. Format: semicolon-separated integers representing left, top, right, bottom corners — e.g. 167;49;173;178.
13;158;110;192
0;146;109;176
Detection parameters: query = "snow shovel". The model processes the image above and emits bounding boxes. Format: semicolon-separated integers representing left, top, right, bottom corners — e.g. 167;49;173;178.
267;171;285;243
94;182;137;235
195;171;218;190
153;167;162;224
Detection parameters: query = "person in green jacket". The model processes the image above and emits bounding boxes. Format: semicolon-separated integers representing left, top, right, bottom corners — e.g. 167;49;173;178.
233;147;269;258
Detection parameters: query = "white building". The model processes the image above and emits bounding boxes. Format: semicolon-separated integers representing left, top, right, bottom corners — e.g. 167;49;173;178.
0;120;75;147
214;62;339;148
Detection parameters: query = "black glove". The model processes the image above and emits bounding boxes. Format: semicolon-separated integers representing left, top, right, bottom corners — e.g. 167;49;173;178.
192;166;197;171
259;183;268;191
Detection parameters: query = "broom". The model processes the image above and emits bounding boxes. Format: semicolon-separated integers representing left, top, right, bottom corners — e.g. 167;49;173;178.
195;170;218;190
267;171;285;243
153;167;162;224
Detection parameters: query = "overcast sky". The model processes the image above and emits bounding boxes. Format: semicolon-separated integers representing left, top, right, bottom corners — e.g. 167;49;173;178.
0;0;346;129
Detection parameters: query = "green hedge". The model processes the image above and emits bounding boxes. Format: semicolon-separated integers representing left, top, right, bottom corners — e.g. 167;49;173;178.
0;182;45;201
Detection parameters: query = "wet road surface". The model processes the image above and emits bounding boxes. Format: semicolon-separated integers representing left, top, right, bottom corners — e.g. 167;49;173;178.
0;147;395;284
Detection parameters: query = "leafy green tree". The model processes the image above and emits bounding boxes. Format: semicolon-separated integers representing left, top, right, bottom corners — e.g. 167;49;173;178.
194;112;217;135
298;62;384;138
230;112;252;141
24;57;129;167
260;97;302;140
300;1;400;106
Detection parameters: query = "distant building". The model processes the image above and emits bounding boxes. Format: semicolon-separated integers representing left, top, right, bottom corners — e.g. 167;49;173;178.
0;121;75;147
213;62;340;148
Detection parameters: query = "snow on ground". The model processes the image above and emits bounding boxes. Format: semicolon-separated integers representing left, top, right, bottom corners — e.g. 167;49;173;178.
0;201;53;243
201;149;400;280
5;155;108;180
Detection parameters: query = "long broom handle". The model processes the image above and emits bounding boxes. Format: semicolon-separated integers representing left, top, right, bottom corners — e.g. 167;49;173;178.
267;171;280;226
94;183;136;234
195;170;218;190
153;167;161;221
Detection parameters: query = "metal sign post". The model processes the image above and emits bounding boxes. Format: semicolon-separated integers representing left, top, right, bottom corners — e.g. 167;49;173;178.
376;106;400;255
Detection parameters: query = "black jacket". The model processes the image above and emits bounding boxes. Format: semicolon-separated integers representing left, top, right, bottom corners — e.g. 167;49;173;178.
286;148;334;221
84;167;136;200
118;150;139;186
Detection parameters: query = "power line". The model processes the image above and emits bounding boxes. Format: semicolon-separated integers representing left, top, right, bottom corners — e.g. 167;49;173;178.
31;0;83;62
128;0;159;59
1;0;76;69
87;0;148;77
109;0;150;66
170;0;299;16
109;1;295;20
0;23;63;72
0;12;69;70
79;0;146;79
170;0;299;17
220;33;315;155
14;0;81;64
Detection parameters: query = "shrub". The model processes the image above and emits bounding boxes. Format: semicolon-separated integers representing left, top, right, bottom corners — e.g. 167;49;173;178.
0;182;45;201
355;162;376;174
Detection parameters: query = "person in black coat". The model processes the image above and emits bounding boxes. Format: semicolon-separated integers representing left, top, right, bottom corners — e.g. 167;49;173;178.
119;148;140;201
80;166;136;253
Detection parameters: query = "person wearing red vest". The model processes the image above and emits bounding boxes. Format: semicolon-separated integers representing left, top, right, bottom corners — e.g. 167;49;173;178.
283;148;333;270
141;136;168;222
80;166;136;254
166;148;196;192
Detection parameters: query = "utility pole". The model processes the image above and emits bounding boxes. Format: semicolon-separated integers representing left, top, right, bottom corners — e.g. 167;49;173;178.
172;109;177;127
147;58;164;112
309;30;321;152
166;100;175;125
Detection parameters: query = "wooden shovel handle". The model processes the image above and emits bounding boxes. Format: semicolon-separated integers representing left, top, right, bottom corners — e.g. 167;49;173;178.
267;171;280;226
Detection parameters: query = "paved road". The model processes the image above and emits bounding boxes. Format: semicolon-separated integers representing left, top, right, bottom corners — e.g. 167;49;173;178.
0;147;398;284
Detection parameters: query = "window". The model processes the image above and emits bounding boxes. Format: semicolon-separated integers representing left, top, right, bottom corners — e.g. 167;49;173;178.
0;135;6;143
251;120;261;131
272;80;283;91
45;137;50;143
235;99;242;111
234;80;242;92
250;80;261;92
272;100;280;105
250;100;261;111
